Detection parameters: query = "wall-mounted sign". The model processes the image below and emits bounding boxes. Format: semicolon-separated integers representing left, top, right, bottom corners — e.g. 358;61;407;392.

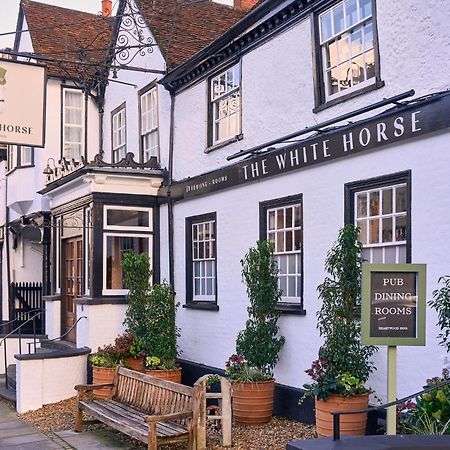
361;264;426;346
0;59;47;147
162;92;450;202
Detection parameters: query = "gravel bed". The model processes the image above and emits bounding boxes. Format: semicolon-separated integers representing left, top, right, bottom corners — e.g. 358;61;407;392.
19;396;316;450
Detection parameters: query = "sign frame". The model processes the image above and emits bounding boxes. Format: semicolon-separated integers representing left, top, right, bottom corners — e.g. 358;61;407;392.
0;58;47;148
361;263;426;346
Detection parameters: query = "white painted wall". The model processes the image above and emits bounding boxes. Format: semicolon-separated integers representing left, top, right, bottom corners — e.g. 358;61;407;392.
168;0;450;402
16;353;87;413
0;338;35;375
44;299;61;340
102;0;171;171
174;131;450;401
76;303;127;351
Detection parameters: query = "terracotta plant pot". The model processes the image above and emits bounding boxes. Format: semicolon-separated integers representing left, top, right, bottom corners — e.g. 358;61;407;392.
315;393;369;437
144;367;182;384
124;356;145;372
92;366;115;399
231;380;275;425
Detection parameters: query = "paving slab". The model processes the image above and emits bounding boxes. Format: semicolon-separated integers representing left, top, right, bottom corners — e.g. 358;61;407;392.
57;430;137;449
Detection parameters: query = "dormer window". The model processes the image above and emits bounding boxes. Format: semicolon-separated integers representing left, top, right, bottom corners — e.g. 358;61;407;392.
139;85;159;162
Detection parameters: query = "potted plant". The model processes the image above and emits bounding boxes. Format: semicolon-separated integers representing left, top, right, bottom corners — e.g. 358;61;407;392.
302;225;377;437
142;282;182;383
123;252;181;382
90;344;121;399
114;331;145;371
228;240;285;425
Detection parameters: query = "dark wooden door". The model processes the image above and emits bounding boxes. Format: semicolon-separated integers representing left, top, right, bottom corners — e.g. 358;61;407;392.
62;237;82;343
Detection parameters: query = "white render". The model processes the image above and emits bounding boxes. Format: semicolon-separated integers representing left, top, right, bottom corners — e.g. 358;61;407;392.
15;353;87;413
0;338;35;375
168;0;450;402
76;303;127;351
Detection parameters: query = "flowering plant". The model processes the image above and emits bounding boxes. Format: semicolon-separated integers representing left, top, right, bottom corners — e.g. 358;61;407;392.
90;344;122;368
225;354;272;382
114;331;135;357
300;357;371;403
144;355;177;370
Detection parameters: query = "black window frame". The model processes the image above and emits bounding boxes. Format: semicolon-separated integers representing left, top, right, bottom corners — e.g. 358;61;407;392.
312;0;384;112
111;102;127;163
206;60;243;150
184;212;219;311
344;170;412;263
259;193;306;316
6;145;34;173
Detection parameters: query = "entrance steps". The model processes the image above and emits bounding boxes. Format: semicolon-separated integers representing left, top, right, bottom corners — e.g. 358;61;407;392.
0;338;90;408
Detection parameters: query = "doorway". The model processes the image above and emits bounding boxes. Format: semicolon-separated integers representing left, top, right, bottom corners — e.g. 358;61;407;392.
62;237;82;343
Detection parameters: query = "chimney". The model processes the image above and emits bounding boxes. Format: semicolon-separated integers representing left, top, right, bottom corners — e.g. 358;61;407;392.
102;0;112;17
233;0;259;10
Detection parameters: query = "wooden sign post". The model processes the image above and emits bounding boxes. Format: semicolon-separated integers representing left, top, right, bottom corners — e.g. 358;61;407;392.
361;264;426;435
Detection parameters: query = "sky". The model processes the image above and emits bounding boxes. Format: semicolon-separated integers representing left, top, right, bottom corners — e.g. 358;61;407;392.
0;0;112;49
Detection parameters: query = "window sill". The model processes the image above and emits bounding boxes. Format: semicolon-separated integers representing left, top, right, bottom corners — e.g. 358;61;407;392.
183;302;219;311
276;304;306;315
204;133;244;153
6;165;35;175
313;80;385;114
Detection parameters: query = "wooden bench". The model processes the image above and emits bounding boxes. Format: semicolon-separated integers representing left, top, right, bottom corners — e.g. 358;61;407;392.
75;366;201;450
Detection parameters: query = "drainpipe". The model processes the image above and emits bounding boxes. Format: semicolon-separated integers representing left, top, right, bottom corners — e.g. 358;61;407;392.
167;92;175;288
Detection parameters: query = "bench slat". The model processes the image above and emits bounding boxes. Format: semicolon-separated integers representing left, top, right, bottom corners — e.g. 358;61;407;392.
79;400;189;440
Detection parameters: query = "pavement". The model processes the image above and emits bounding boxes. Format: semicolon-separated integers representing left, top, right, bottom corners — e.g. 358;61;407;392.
0;401;139;449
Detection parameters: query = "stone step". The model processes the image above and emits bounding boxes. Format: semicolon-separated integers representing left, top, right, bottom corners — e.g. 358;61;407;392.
0;374;16;403
5;364;16;392
39;339;78;352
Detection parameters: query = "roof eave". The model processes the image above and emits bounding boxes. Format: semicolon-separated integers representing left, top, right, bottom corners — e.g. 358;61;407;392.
160;0;287;88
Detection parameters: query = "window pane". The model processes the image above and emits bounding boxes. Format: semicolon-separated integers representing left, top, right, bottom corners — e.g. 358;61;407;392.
351;55;364;85
345;0;358;27
277;232;284;252
356;193;367;217
294;230;302;250
294;206;302;227
268;211;275;230
369;218;379;244
286;230;293;251
357;220;367;244
286;207;293;228
107;209;149;227
396;186;407;212
364;21;373;49
320;11;333;41
372;247;383;263
365;48;375;79
333;3;345;34
382;217;393;243
288;255;296;274
288;276;296;297
360;0;372;19
382;189;393;214
369;191;379;216
278;255;287;275
384;246;397;264
277;209;284;229
350;28;362;56
337;33;350;62
395;215;407;241
106;236;149;289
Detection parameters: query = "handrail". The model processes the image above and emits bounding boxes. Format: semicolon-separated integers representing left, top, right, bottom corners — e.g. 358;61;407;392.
43;316;87;343
0;309;45;330
0;311;44;347
332;378;450;440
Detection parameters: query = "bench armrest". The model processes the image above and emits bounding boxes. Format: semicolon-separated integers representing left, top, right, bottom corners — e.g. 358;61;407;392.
146;410;193;424
75;383;114;392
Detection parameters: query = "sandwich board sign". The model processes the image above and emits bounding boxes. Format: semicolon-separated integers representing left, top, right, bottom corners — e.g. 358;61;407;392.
361;263;426;346
0;58;47;147
361;263;426;435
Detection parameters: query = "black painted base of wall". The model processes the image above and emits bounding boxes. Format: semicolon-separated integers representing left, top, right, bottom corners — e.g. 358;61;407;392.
177;358;315;425
178;358;383;432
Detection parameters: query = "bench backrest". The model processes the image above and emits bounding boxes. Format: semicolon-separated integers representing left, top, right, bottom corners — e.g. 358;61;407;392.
112;367;194;416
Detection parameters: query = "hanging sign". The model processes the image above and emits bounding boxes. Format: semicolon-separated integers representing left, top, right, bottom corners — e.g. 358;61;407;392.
0;59;47;147
361;263;426;346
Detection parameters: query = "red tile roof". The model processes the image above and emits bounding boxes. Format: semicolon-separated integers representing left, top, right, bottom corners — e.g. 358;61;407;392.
138;0;249;69
20;0;112;79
